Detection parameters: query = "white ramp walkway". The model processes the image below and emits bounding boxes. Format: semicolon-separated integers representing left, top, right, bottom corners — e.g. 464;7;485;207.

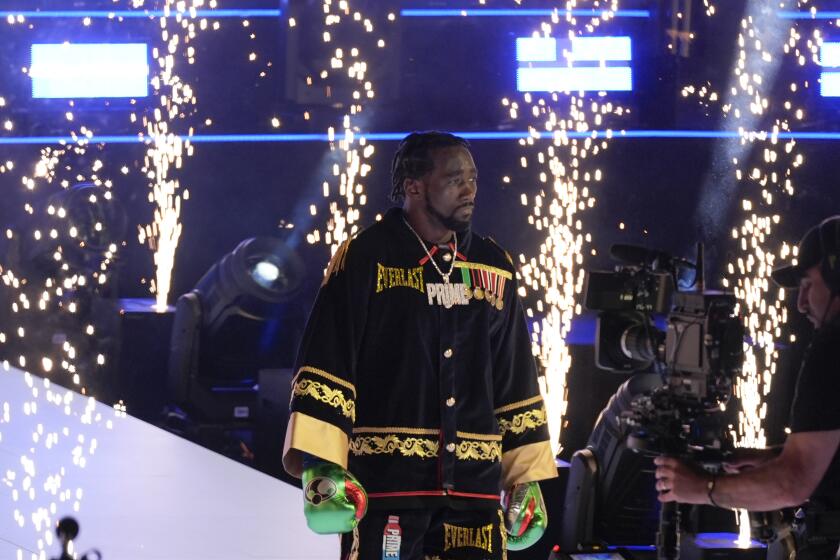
0;365;337;560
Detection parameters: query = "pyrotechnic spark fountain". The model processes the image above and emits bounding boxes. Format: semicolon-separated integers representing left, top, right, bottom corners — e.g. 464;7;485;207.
719;6;814;456
686;0;820;542
510;1;628;455
135;0;215;311
0;2;216;555
301;1;392;257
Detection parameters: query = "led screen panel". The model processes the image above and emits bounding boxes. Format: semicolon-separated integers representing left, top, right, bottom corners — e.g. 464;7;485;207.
821;41;840;97
516;36;632;92
30;43;149;99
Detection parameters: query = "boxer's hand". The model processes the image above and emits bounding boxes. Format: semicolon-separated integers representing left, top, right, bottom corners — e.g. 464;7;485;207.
301;460;367;534
503;481;548;550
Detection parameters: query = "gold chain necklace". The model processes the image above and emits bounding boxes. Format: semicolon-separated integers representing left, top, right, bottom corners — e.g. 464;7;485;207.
403;217;458;284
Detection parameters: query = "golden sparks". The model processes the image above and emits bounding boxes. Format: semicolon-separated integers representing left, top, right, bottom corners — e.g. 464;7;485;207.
511;1;627;455
687;0;816;542
0;4;214;555
136;0;212;311
303;0;391;257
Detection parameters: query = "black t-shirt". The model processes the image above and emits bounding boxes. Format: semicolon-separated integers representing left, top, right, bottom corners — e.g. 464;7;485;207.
789;319;840;509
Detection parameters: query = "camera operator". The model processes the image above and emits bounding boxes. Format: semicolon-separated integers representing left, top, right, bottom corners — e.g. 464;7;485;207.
654;216;840;558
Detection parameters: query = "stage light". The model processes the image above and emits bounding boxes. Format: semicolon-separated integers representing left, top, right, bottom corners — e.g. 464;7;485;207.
515;36;633;63
30;43;149;99
399;9;651;18
561;376;755;555
516;37;557;62
819;41;840;66
820;42;840;97
0;9;281;19
168;237;305;422
820;72;840;97
252;261;281;288
517;67;633;93
569;37;632;62
516;36;633;93
561;374;663;550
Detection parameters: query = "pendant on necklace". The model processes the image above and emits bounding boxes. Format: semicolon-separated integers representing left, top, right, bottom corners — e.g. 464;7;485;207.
443;277;450;284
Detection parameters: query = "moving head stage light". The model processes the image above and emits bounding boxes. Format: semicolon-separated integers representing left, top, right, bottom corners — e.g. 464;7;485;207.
6;182;127;279
561;243;746;559
168;237;304;423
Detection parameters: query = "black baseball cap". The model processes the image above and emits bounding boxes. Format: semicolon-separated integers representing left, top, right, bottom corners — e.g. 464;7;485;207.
771;217;840;288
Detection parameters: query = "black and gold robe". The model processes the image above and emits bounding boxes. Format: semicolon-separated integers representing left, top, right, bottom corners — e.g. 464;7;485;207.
283;207;557;509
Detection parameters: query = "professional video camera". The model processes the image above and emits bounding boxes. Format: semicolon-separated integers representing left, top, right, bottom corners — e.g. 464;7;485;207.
585;243;743;457
559;244;746;560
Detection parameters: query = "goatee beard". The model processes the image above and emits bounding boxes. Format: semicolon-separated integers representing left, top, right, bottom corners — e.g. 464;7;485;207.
426;200;471;233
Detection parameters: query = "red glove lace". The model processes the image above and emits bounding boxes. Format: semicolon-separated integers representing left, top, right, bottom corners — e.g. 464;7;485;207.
344;479;367;520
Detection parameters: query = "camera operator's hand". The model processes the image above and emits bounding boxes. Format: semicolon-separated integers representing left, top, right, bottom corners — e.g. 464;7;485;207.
654;456;712;505
722;447;779;474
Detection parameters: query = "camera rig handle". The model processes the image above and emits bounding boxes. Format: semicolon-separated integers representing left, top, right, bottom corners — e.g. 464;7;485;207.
657;501;681;560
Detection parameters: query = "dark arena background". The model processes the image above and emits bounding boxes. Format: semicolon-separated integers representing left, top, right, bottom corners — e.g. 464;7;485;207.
0;0;838;558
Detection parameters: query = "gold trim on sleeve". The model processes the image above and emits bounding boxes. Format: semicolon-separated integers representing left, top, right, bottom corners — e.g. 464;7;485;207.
292;378;356;422
456;431;503;442
453;261;513;280
350;435;439;458
500;440;558;489
295;365;357;396
494;395;544;415
282;411;350;478
497;406;548;436
353;426;439;435
456;440;502;462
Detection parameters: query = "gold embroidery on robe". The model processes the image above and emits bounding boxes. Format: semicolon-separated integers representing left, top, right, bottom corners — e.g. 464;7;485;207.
498;406;548;436
350;435;439;458
292;379;355;422
456;440;502;462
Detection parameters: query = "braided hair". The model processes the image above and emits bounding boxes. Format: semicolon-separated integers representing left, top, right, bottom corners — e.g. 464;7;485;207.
390;131;470;203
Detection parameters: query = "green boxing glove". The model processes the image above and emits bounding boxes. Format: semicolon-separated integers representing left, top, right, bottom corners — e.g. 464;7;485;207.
301;459;368;534
503;481;548;551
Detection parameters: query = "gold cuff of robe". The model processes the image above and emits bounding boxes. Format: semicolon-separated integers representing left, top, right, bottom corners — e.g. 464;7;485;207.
500;440;558;490
282;411;349;478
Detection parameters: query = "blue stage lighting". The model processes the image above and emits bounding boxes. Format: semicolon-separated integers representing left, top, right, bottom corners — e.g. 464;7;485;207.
400;9;651;18
516;38;557;62
7;130;840;145
777;10;840;19
30;43;149;99
820;42;840;97
821;71;840;97
821;42;840;67
0;9;281;19
516;36;632;92
691;533;765;550
515;37;632;63
517;67;633;92
569;36;632;62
